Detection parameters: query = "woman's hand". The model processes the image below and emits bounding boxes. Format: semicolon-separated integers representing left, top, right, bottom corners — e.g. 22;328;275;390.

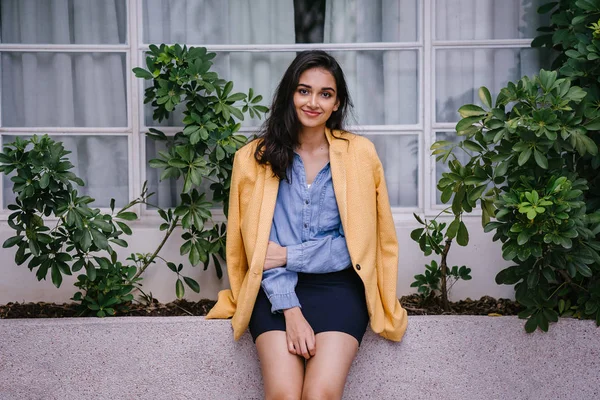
263;241;287;271
283;307;316;359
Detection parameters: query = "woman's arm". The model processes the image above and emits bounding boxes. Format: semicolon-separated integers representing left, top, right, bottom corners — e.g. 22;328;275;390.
285;232;351;273
261;268;301;313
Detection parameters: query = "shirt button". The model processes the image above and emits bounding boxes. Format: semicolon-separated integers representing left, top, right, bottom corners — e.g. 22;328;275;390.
356;264;361;271
305;200;309;205
304;223;308;228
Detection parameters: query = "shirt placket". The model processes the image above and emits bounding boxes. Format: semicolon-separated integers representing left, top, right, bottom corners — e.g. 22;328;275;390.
294;155;311;242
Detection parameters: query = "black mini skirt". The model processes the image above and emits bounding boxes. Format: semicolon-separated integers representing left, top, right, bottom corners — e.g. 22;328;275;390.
248;267;370;345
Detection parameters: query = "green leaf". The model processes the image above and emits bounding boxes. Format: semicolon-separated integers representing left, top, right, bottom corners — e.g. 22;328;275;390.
580;135;598;155
524;314;538;333
3;235;23;248
463;140;484;152
183;276;200;293
90;229;109;250
457;221;469;246
51;264;63;288
167;262;178;272
468;185;487;203
577;263;593;277
458;104;486;118
518;147;532;166
533;150;548;169
456;116;483;133
116;212;137;221
86;262;97;282
447;218;460;239
176;278;185;299
478;87;492;108
584;118;600;131
117;221;132;235
132;67;153;79
410;228;424;241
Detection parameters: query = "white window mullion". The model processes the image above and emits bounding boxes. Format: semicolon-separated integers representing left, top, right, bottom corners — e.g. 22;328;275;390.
128;0;142;217
0;44;129;52
138;42;423;52
433;38;534;49
423;0;434;216
0;127;130;133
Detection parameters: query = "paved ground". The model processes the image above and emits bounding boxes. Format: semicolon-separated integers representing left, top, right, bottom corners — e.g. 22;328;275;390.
1;316;598;399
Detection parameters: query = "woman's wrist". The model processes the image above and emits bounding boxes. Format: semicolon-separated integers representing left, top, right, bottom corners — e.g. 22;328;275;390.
283;306;301;318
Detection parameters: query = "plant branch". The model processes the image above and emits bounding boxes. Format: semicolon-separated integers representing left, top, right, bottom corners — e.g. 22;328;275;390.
131;215;180;281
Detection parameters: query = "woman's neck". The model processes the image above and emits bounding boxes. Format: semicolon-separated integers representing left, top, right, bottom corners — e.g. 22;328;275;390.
297;126;328;152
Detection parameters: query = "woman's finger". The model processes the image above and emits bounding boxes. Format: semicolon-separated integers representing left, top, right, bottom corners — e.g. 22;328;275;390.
299;339;310;360
307;332;316;356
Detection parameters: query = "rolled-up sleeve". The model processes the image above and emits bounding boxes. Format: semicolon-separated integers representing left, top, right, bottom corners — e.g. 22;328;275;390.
261;268;301;313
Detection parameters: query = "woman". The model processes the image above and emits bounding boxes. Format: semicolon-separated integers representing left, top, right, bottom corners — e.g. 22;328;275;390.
206;50;408;399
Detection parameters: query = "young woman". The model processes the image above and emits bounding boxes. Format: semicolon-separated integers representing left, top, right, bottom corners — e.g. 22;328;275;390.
206;50;408;399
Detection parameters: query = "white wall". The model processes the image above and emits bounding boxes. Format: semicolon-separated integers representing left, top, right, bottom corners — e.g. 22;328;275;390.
0;215;515;304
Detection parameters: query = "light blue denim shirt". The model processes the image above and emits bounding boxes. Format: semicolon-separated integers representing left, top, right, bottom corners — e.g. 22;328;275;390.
261;153;352;313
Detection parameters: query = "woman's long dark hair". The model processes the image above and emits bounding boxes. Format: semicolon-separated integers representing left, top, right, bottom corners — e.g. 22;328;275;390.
254;50;353;180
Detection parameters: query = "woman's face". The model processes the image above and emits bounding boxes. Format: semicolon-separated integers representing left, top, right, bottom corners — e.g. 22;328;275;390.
293;67;340;131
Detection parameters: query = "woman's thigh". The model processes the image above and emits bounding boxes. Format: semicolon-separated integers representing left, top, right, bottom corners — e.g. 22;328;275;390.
256;330;305;400
302;331;359;400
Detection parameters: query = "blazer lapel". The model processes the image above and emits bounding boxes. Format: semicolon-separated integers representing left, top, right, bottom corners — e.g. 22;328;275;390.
326;128;349;232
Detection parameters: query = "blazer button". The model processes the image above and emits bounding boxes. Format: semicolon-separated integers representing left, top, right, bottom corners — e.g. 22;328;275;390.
355;264;361;271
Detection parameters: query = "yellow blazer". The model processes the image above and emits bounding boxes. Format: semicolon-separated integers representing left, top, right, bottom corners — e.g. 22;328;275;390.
205;128;408;341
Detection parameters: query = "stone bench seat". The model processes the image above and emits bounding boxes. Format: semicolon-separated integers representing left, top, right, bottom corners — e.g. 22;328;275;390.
0;316;598;399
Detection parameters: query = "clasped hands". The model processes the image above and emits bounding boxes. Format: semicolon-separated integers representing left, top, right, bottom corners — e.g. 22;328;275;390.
264;241;316;359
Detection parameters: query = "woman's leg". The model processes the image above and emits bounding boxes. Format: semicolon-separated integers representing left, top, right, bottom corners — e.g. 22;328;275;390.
256;331;305;400
301;331;359;400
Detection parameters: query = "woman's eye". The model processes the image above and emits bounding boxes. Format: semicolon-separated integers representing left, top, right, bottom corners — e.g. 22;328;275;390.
322;92;331;98
299;88;308;94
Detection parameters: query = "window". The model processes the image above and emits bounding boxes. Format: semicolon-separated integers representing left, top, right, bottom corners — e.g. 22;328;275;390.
0;0;551;218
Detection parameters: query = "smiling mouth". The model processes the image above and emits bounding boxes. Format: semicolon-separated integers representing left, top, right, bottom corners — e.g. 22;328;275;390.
302;110;321;117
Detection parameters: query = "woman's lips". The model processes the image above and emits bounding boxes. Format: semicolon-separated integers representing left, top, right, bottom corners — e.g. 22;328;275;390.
302;110;321;117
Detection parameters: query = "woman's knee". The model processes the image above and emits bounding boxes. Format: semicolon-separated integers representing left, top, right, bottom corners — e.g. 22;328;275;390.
301;384;341;400
265;387;303;400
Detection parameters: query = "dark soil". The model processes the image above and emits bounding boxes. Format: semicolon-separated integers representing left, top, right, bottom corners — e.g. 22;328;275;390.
0;294;522;319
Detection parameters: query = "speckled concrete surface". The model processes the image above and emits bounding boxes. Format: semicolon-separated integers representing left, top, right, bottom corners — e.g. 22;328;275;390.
0;316;598;400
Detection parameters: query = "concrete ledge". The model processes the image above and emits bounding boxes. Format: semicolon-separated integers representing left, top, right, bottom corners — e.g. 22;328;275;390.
1;316;598;400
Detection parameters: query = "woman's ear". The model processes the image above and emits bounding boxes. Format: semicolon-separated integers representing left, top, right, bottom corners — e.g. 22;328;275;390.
333;101;340;112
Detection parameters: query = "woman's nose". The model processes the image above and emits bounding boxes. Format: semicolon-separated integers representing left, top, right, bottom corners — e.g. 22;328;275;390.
307;93;318;108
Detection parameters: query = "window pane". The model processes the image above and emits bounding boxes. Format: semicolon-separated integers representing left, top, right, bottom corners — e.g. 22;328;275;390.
435;0;550;40
144;50;418;127
145;136;215;209
435;48;552;123
2;135;129;208
142;0;418;44
1;52;127;127
364;133;419;207
146;133;417;208
0;0;127;44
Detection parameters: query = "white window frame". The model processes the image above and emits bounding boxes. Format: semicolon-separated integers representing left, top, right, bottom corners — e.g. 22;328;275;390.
0;0;540;223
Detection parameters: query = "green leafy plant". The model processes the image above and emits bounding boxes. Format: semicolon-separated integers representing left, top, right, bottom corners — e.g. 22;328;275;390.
410;213;472;309
0;135;140;316
0;45;268;316
133;44;267;282
433;66;600;332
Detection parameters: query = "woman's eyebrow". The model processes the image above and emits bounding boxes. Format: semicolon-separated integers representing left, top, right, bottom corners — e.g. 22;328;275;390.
298;83;336;93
